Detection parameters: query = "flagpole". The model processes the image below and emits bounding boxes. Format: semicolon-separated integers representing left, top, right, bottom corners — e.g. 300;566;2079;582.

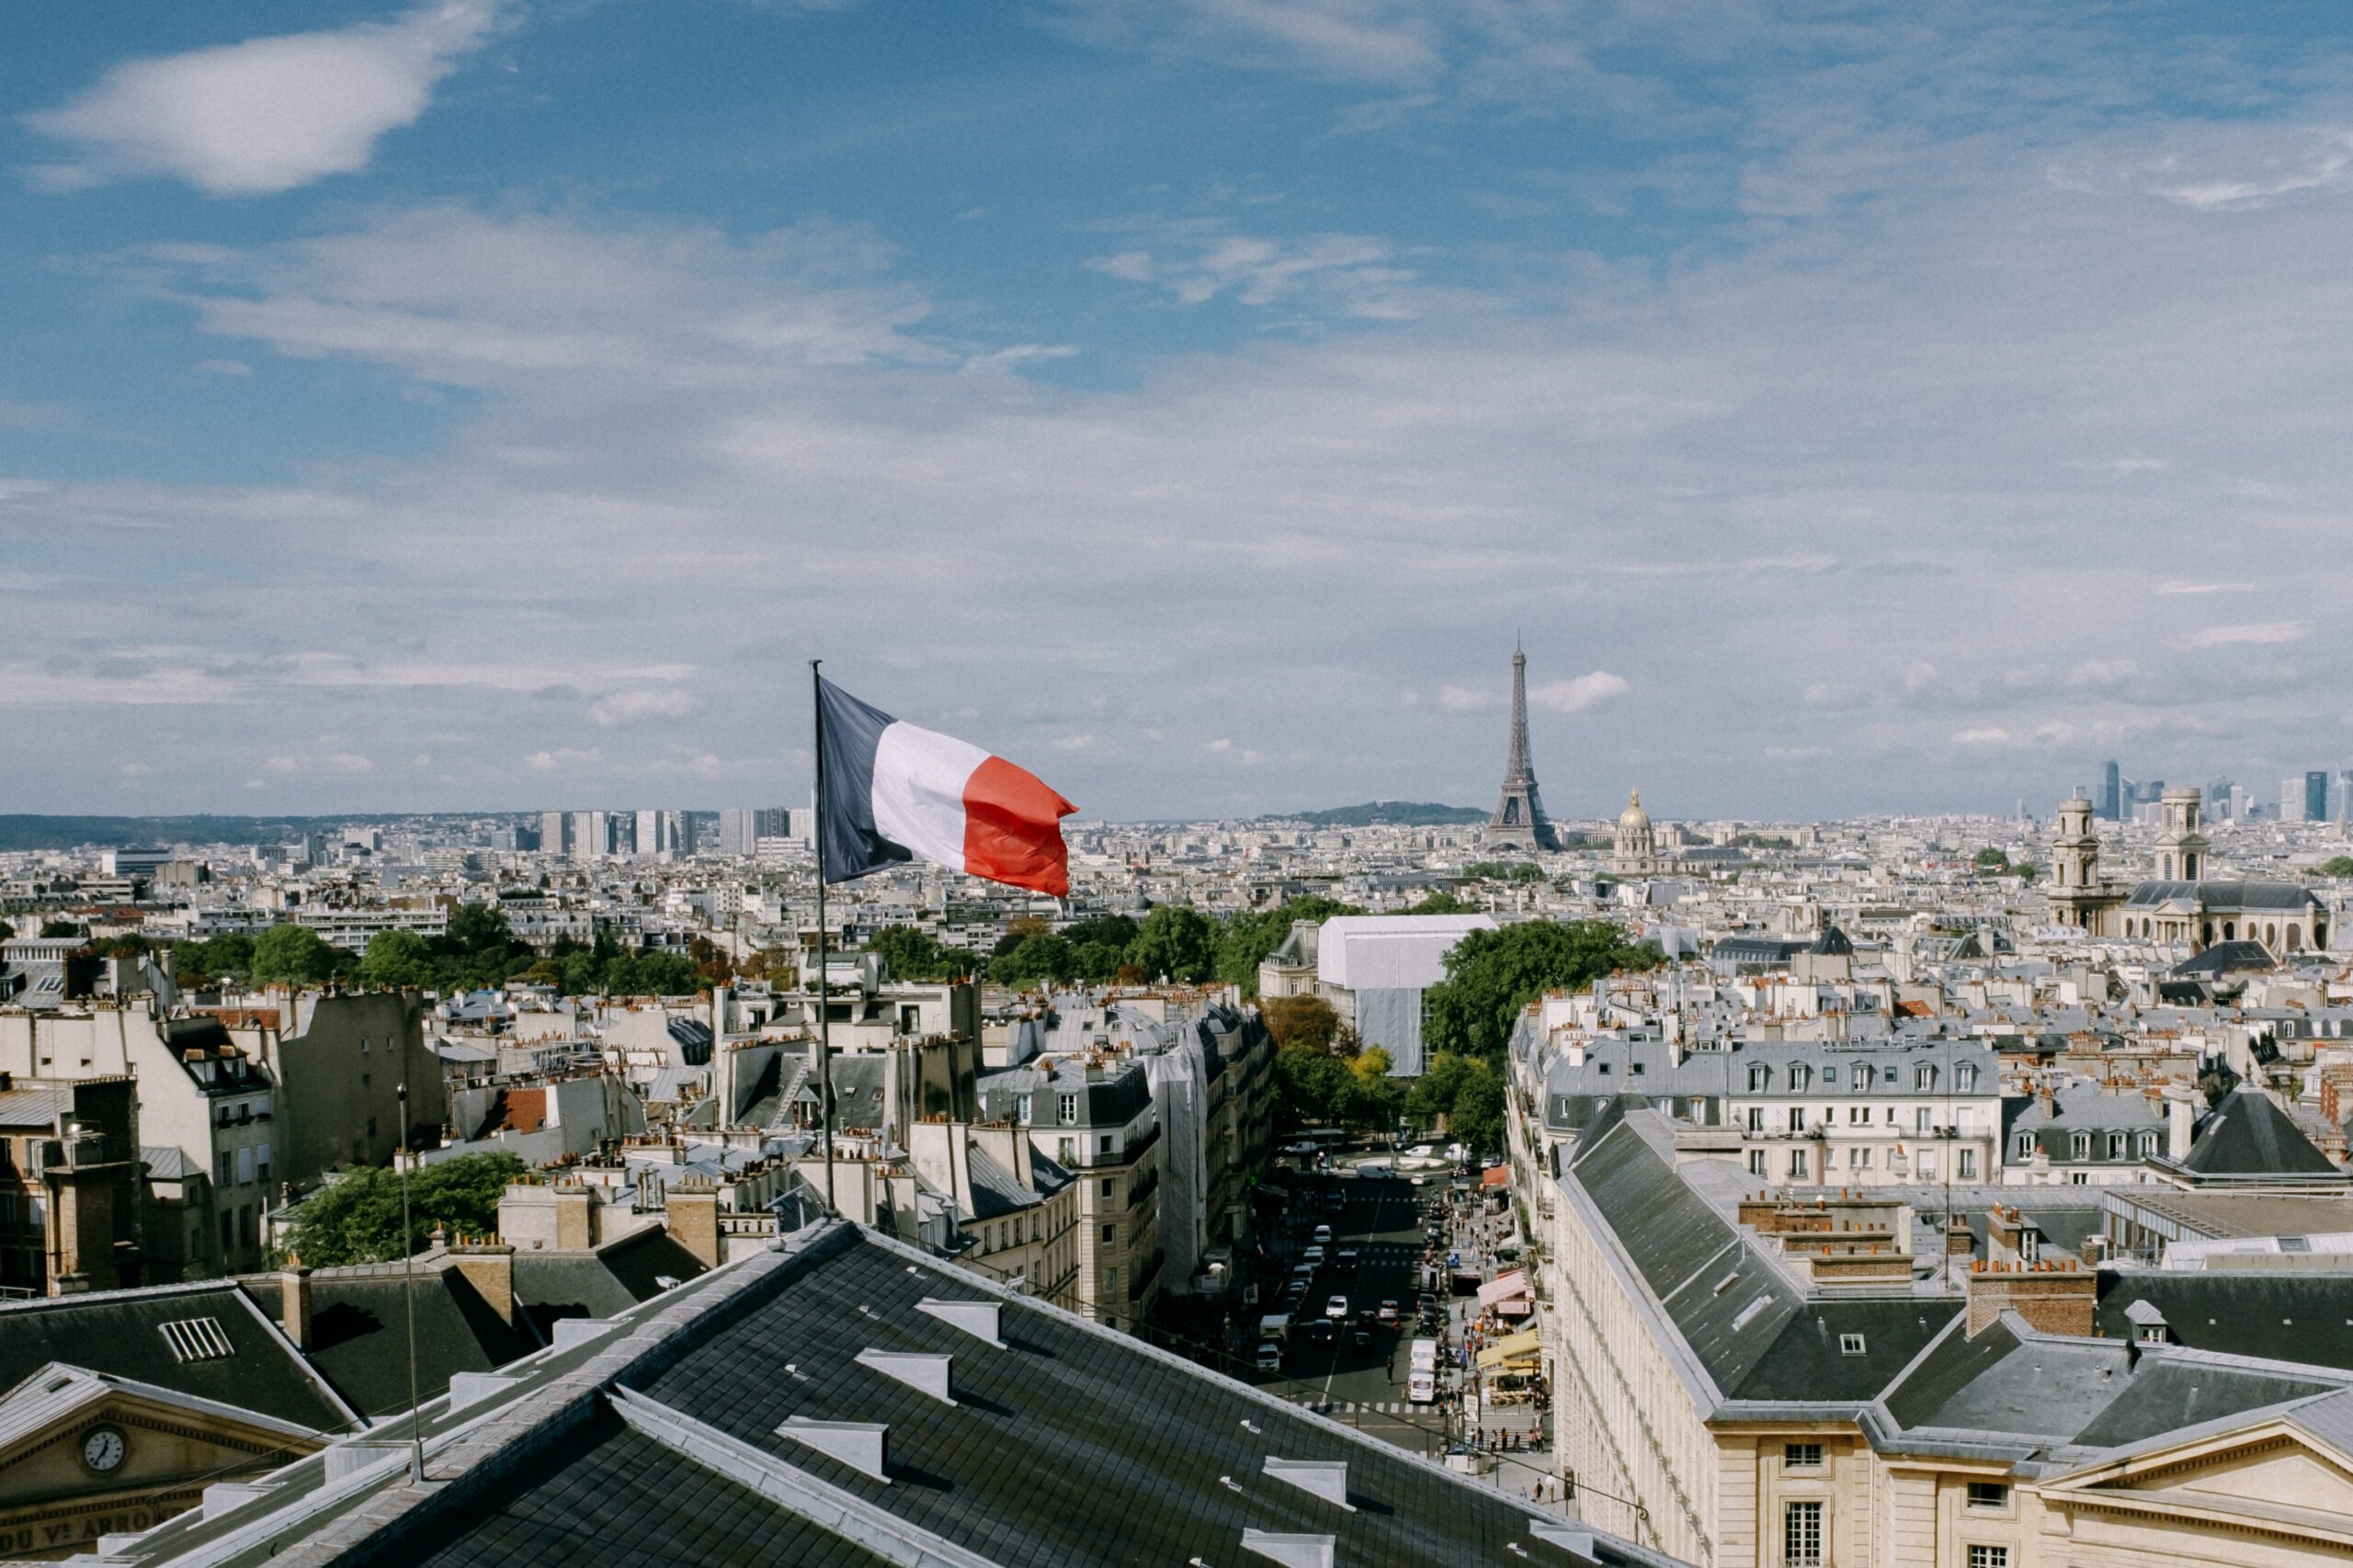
811;659;835;1214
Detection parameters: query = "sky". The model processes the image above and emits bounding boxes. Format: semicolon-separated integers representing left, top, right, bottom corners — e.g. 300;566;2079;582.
4;1;2351;823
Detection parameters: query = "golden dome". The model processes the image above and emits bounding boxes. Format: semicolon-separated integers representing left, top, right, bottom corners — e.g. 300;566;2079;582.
1619;789;1651;830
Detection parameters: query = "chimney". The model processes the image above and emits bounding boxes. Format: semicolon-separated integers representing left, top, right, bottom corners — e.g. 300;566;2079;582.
553;1181;595;1251
1965;1258;2096;1339
280;1253;313;1349
667;1179;721;1270
448;1238;517;1327
2165;1085;2197;1162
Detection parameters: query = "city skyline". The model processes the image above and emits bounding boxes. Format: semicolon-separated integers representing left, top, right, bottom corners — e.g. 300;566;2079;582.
6;4;2352;820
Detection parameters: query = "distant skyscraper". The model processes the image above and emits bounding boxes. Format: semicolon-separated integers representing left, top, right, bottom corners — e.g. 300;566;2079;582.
2099;760;2120;821
1483;643;1559;851
2306;770;2330;824
717;809;757;857
2281;779;2306;824
541;811;573;855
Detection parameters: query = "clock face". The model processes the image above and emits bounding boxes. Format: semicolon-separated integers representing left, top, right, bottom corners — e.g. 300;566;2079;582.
81;1426;126;1473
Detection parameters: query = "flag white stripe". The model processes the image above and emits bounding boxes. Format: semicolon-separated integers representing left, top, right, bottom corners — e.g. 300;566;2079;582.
870;719;986;875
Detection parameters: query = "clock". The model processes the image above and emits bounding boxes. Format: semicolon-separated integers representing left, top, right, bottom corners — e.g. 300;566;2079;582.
80;1426;127;1474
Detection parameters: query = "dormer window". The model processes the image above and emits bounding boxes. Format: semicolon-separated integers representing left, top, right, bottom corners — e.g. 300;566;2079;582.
1915;1065;1936;1091
1956;1065;1978;1093
1748;1065;1769;1092
2071;1131;2091;1160
1790;1066;1812;1093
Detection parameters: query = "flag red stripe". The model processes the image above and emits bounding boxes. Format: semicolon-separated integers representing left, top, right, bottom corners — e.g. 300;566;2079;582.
961;754;1076;896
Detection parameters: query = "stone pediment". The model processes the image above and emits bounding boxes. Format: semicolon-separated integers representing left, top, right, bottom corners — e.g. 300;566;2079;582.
2041;1407;2353;1551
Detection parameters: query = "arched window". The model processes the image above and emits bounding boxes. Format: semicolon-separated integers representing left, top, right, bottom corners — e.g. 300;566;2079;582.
2223;921;2234;941
2288;925;2303;951
2267;924;2279;948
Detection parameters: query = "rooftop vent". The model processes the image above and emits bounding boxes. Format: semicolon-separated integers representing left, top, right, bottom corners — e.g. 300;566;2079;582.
1262;1459;1352;1512
915;1296;1006;1347
856;1349;955;1405
159;1316;235;1363
1241;1531;1336;1568
776;1417;890;1483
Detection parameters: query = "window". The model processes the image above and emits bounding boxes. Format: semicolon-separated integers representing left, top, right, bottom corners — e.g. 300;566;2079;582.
1101;1178;1115;1199
1917;1150;1938;1179
359;1037;369;1053
2070;1131;2090;1159
235;1146;254;1186
1848;1107;1868;1124
1915;1065;1936;1091
257;1144;272;1185
2138;1324;2169;1344
1784;1500;1824;1566
1839;1333;1867;1356
217;1153;234;1187
1746;1107;1765;1133
1852;1146;1871;1169
1958;1149;1977;1180
159;1316;236;1363
1747;1150;1768;1176
1783;1442;1824;1469
1957;1064;1978;1092
1787;1107;1806;1134
1058;1138;1075;1164
1098;1134;1113;1155
1821;1066;1837;1086
1788;1150;1809;1179
1790;1066;1811;1092
2014;1133;2034;1161
1968;1548;2009;1568
1060;1094;1079;1125
1016;1095;1032;1125
1101;1223;1117;1244
1748;1065;1769;1092
2137;1131;2157;1158
1966;1482;2010;1511
1915;1108;1932;1133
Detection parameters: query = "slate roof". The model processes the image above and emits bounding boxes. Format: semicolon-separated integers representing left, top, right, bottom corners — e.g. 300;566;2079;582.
2170;940;2277;978
116;1225;1668;1568
2179;1085;2341;1177
512;1228;710;1337
241;1266;541;1421
0;1281;354;1434
2123;880;2319;912
2095;1270;2353;1372
382;1406;894;1568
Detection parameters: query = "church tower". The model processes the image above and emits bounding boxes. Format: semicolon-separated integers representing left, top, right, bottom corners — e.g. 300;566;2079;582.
2045;792;2125;934
2154;787;2208;882
1483;643;1559;851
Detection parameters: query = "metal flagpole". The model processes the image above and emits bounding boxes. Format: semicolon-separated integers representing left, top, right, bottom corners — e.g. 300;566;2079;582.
812;659;835;1212
397;1080;423;1485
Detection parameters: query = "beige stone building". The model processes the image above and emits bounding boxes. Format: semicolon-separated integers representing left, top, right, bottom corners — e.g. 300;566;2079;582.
1539;1100;2353;1565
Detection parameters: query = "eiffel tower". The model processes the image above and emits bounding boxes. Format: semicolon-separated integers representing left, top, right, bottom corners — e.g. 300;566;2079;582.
1484;642;1559;850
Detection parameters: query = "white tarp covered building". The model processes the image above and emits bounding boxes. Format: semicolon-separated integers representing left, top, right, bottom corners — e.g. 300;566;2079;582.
1316;914;1497;1076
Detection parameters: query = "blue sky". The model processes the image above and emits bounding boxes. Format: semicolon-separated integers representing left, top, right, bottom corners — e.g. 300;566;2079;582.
5;1;2351;821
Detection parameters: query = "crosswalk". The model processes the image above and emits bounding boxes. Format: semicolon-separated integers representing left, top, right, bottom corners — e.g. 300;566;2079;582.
1285;1397;1432;1415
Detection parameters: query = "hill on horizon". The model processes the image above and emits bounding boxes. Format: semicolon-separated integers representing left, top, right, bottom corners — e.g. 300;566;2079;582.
1266;801;1488;827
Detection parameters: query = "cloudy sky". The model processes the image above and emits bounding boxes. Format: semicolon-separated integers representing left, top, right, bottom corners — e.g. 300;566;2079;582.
5;2;2349;822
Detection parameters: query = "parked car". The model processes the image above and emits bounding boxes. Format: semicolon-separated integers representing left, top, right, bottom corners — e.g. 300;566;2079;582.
1378;1300;1400;1323
1312;1224;1333;1245
1302;1245;1326;1267
1255;1341;1282;1370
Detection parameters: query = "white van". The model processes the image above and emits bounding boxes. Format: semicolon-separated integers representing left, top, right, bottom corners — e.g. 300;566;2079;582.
1256;1341;1283;1371
1407;1369;1437;1403
1409;1337;1439;1371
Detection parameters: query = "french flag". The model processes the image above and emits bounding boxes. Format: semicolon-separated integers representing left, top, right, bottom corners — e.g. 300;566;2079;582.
816;677;1077;896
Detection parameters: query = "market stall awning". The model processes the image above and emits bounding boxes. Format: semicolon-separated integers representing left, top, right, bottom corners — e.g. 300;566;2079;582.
1476;1268;1529;1308
1476;1329;1542;1369
1481;1165;1509;1187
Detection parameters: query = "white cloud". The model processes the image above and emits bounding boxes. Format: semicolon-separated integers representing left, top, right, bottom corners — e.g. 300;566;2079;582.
1763;745;1828;763
1439;684;1495;713
2155;580;2253;597
1528;672;1627;715
589;689;702;728
1949;727;2014;748
264;752;375;776
2186;621;2307;650
1086;222;1434;318
2064;658;2138;693
526;747;601;774
22;1;513;197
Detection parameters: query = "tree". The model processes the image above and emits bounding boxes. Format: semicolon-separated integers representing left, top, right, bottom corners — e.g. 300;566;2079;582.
605;949;699;995
1272;1047;1354;1132
1448;1071;1505;1153
1424;920;1662;1063
173;931;256;987
1973;847;2009;871
1400;890;1479;915
991;932;1075;990
1125;905;1216;983
991;915;1051;959
1263;994;1344;1055
1212;895;1363;991
249;924;345;987
688;934;734;985
444;903;516;954
38;919;85;939
2320;856;2353;880
284;1153;529;1267
358;929;434;989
